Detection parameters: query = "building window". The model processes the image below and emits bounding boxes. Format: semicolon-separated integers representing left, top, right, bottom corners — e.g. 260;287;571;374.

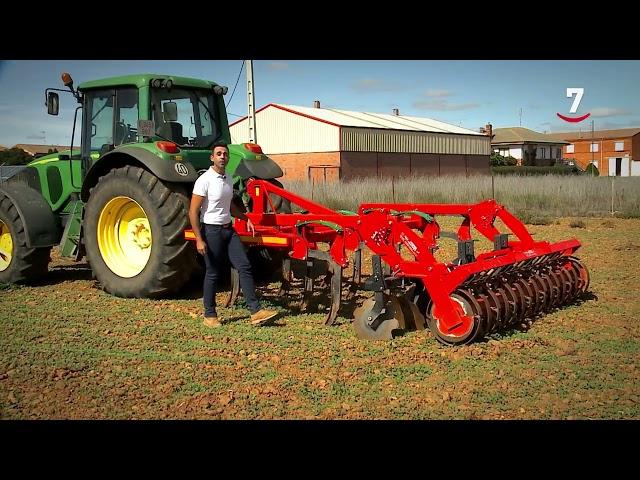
566;144;574;153
615;141;624;151
590;143;599;153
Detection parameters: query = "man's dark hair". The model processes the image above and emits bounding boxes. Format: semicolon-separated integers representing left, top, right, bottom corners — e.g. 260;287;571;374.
212;141;228;152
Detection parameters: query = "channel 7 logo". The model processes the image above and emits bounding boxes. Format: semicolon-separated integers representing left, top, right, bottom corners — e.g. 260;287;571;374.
557;88;591;123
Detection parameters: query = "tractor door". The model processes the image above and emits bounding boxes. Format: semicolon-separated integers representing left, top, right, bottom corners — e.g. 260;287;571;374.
80;87;139;179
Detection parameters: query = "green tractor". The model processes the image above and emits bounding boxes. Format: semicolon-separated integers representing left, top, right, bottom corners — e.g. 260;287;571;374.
0;72;286;297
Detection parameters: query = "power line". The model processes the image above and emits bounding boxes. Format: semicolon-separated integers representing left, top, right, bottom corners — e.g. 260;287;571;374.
225;60;245;108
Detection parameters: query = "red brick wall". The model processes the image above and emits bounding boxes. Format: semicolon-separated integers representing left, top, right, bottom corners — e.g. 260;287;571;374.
269;152;341;182
270;151;490;182
563;138;633;173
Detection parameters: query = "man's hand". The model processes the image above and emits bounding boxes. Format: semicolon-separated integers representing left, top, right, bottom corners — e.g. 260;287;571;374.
246;218;256;236
196;238;207;255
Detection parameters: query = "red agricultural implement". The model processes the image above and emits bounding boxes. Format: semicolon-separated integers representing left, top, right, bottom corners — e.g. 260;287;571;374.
188;179;590;345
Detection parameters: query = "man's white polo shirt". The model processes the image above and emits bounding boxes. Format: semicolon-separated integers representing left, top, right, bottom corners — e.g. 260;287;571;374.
192;168;233;225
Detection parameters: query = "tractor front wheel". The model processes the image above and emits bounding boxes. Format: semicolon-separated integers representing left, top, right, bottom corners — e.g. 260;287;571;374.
83;166;197;298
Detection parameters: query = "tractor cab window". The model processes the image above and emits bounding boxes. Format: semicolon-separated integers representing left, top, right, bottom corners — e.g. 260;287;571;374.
115;88;138;146
84;87;140;154
151;87;220;148
84;89;115;154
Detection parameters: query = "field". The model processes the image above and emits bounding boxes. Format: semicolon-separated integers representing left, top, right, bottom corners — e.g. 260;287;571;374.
1;210;638;419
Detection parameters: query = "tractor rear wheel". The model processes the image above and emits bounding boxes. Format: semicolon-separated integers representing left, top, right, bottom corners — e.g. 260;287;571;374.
83;166;198;298
0;194;51;284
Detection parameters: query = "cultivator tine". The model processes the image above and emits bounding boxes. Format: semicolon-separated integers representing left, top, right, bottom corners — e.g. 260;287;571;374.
324;260;343;326
396;295;424;330
223;267;240;308
278;257;292;297
301;259;315;311
346;246;362;301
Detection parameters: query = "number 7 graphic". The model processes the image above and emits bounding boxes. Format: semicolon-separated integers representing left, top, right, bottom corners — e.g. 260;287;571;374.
567;88;584;114
557;87;590;123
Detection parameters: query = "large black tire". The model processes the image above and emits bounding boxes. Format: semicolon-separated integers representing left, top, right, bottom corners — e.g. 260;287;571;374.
266;178;291;214
83;166;198;298
0;193;51;284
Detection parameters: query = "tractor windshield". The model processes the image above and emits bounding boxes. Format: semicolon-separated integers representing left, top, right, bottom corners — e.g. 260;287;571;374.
150;87;221;148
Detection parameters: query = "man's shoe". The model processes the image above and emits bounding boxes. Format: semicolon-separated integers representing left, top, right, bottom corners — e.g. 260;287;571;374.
250;309;278;326
203;316;222;328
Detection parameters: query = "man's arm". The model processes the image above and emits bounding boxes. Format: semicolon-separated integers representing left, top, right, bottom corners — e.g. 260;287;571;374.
230;195;255;235
189;194;207;255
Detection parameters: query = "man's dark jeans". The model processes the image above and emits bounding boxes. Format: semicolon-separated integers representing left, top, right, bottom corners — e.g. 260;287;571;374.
202;223;260;317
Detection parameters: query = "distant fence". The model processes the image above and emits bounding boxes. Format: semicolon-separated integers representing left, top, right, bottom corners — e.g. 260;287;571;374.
0;165;27;183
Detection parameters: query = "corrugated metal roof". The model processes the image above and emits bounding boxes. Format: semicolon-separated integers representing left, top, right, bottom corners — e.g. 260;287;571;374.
240;104;485;136
492;127;569;145
545;127;640;141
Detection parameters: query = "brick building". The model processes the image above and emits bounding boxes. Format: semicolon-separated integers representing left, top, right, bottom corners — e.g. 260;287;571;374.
546;128;640;176
230;103;491;182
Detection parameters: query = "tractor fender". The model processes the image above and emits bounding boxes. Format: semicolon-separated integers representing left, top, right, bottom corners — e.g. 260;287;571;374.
81;146;198;202
0;183;61;248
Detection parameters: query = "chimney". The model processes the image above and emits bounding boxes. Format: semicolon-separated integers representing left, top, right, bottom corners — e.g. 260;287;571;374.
313;100;321;108
485;123;493;138
392;108;399;116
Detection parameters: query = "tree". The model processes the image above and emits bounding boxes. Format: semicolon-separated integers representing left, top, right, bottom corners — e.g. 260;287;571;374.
0;148;33;166
490;152;518;167
585;163;600;176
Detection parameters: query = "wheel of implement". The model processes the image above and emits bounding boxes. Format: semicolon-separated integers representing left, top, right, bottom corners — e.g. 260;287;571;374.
566;256;590;293
353;296;405;341
427;292;481;346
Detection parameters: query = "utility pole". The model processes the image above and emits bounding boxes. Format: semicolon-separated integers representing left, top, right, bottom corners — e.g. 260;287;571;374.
591;119;594;174
519;108;522;126
246;60;256;143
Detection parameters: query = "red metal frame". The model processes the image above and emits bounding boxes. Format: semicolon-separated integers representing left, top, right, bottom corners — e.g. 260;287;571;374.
185;179;582;338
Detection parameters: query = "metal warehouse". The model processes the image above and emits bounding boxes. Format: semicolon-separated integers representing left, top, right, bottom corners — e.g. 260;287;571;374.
230;102;491;182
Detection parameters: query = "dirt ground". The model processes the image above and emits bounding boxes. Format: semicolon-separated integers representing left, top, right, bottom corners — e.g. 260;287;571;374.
1;217;639;419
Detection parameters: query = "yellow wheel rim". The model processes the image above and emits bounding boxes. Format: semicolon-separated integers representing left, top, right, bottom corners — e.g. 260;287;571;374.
97;196;152;278
0;219;13;272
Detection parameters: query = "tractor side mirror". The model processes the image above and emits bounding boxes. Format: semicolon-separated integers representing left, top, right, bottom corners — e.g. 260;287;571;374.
47;92;59;116
162;101;178;122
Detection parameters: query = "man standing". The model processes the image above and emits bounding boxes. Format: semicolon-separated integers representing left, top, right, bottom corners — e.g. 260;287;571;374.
189;142;278;328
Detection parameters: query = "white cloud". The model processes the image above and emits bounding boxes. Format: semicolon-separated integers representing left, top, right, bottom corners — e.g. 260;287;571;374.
267;62;289;71
351;78;403;93
589;107;632;118
412;99;479;111
424;89;452;98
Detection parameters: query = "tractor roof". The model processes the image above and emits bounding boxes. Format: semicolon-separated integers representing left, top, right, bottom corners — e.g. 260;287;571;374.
78;74;219;91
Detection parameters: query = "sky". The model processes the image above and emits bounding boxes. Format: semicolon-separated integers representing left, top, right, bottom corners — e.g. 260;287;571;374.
0;60;639;148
